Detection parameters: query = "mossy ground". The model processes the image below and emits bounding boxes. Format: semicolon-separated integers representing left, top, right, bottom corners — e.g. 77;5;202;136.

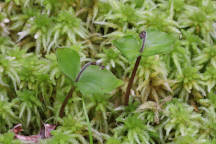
0;0;216;143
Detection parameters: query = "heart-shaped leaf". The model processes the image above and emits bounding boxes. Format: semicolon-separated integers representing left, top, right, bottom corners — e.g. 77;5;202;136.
143;30;175;56
113;30;175;61
56;48;80;81
77;65;123;95
113;35;141;61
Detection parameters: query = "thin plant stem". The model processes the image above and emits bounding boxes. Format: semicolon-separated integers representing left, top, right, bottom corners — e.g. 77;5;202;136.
59;61;103;118
58;61;104;142
76;62;96;82
59;86;75;118
124;31;147;105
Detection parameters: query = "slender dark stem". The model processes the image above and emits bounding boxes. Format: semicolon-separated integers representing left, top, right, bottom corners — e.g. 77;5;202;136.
59;86;75;118
124;31;147;106
124;56;142;105
59;61;104;118
75;62;96;82
139;31;147;53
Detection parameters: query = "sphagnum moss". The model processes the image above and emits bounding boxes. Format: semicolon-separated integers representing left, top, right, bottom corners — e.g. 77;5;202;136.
0;0;216;143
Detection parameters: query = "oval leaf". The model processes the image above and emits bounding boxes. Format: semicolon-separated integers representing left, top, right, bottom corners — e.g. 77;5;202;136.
56;48;80;81
143;30;175;56
113;31;175;60
113;35;141;61
77;65;123;95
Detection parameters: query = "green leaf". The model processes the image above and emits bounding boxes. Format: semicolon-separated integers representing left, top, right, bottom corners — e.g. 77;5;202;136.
113;30;175;61
143;30;175;56
77;65;123;95
56;48;80;81
113;35;141;61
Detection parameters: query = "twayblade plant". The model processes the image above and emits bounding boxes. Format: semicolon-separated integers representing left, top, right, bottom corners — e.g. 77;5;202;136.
56;48;123;117
1;0;216;143
56;48;123;143
113;30;175;105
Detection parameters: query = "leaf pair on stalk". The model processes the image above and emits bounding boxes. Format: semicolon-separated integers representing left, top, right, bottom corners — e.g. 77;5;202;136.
56;30;175;143
113;30;175;62
56;47;123;144
113;30;175;105
56;30;175;111
56;48;123;96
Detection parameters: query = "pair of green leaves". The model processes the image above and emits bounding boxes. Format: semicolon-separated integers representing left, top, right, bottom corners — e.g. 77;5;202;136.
56;48;123;95
56;30;174;94
113;30;175;61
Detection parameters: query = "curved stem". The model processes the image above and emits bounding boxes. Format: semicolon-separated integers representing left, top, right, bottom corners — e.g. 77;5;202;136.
59;61;103;118
124;31;147;106
75;62;96;82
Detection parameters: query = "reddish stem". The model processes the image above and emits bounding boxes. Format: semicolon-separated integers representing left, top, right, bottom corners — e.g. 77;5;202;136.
59;61;103;118
124;31;147;105
59;86;75;118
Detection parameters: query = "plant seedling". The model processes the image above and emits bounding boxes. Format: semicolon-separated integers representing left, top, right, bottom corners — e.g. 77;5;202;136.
113;30;175;105
56;48;123;143
56;48;123;118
